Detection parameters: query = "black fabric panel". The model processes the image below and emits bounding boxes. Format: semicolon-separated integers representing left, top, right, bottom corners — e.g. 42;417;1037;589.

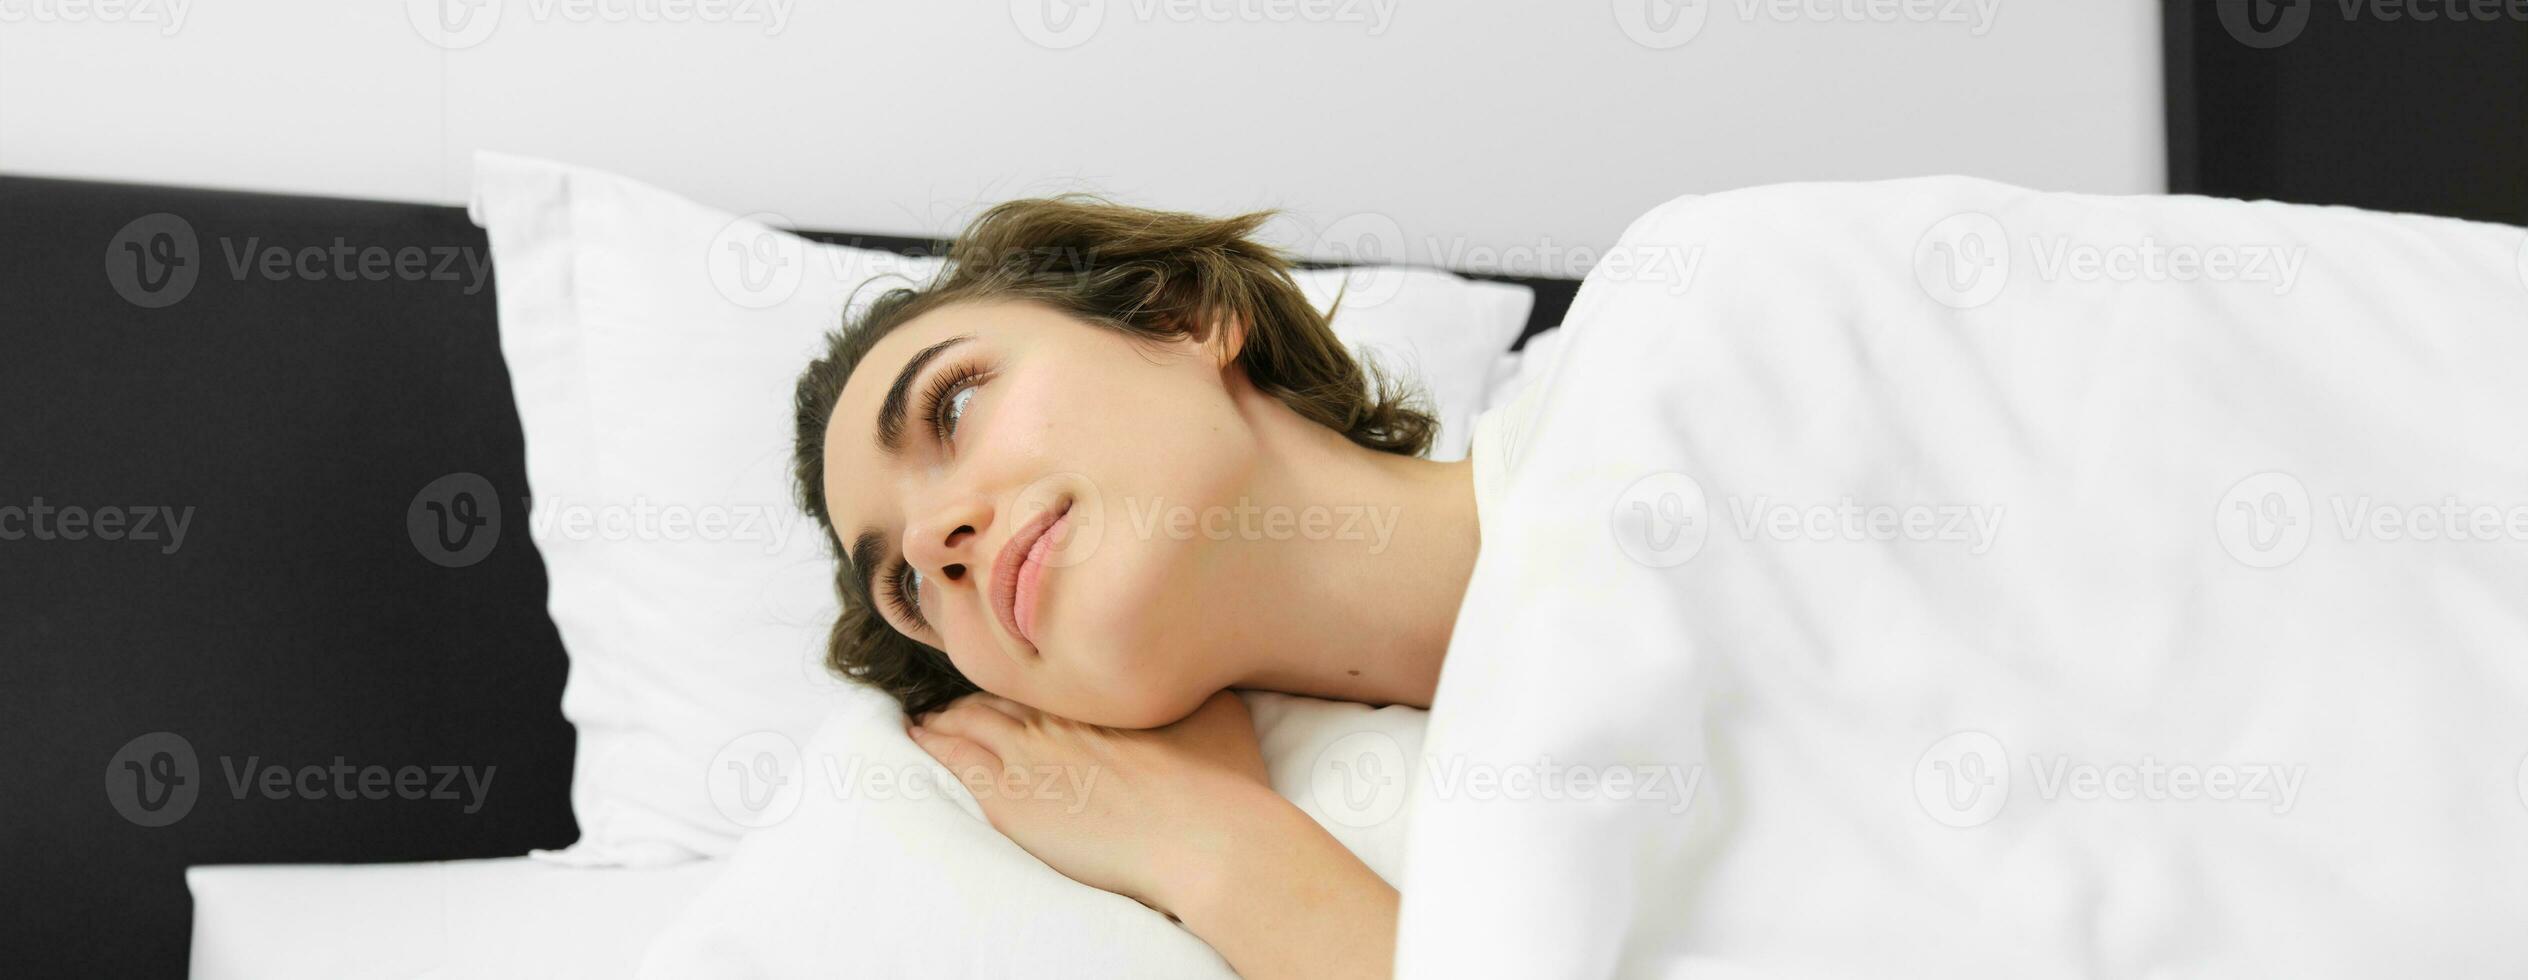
2169;0;2528;224
0;177;580;979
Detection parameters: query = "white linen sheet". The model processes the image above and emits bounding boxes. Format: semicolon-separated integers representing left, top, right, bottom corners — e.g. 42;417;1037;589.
187;856;723;979
1403;177;2528;977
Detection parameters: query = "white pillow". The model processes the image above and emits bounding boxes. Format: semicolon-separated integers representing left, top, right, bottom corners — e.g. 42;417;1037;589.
468;153;1525;866
1295;267;1532;460
639;692;1427;978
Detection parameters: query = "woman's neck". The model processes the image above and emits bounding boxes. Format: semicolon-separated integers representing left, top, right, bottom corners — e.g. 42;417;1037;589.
1222;383;1481;709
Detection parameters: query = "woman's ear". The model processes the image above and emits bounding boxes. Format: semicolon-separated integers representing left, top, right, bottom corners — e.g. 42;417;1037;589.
1206;311;1248;368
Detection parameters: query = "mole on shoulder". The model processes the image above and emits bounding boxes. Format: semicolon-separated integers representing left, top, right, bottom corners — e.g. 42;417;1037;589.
1347;669;1361;676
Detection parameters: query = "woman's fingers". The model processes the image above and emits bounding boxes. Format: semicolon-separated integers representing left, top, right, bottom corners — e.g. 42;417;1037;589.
907;726;1000;779
911;724;1042;810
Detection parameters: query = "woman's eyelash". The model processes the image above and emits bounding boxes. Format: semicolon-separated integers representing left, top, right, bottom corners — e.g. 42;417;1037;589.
886;560;928;631
920;361;987;444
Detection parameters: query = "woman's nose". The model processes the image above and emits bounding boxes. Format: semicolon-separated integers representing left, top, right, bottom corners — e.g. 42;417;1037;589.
904;500;989;587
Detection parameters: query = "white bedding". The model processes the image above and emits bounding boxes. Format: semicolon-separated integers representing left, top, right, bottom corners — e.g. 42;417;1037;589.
638;690;1428;978
187;856;723;979
1404;178;2528;976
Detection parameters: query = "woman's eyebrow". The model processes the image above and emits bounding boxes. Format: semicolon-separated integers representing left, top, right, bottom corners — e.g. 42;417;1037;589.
875;334;973;455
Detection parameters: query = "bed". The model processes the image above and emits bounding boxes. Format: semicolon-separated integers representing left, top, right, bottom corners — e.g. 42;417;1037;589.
21;156;2525;977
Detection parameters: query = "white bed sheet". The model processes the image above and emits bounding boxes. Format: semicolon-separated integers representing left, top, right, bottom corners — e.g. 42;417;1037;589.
187;856;725;979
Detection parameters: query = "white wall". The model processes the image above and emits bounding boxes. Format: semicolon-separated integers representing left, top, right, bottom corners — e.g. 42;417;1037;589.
0;0;2161;266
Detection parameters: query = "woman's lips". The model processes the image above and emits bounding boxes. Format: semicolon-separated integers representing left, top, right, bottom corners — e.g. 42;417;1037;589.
993;499;1071;650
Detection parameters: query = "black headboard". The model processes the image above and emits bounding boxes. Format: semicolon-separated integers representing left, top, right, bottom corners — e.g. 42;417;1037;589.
0;176;582;979
2166;0;2528;224
0;174;1581;978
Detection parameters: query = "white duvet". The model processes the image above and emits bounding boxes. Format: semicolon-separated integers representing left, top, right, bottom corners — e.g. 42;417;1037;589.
647;178;2528;978
1403;178;2528;977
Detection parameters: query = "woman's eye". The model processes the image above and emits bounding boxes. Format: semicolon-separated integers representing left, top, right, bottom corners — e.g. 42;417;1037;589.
943;386;976;438
893;562;927;628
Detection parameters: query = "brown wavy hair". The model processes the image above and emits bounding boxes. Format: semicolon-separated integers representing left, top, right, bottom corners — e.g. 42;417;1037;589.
792;196;1436;714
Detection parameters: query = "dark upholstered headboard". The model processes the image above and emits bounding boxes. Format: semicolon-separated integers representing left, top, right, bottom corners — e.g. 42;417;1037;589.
0;174;1582;978
2165;0;2528;224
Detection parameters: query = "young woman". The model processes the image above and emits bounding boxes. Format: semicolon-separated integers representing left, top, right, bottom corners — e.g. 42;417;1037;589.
791;198;1487;979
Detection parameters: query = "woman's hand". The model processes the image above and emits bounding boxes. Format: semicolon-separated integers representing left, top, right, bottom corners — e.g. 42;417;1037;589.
906;689;1277;917
909;690;1399;980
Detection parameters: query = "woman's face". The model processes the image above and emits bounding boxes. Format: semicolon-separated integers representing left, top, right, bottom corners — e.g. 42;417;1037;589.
823;299;1254;728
